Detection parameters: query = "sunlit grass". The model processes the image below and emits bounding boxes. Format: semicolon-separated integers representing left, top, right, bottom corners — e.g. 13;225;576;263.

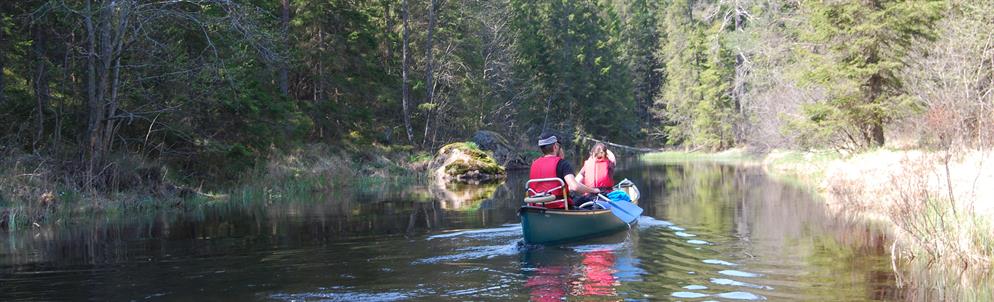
640;148;756;164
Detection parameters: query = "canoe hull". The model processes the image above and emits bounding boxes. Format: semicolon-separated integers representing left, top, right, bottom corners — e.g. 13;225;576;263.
519;207;632;244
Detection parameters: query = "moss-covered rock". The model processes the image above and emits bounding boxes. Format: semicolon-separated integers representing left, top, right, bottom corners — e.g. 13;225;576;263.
429;142;506;184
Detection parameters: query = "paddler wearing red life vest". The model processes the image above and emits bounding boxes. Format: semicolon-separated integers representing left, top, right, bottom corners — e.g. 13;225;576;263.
528;133;602;209
576;143;616;193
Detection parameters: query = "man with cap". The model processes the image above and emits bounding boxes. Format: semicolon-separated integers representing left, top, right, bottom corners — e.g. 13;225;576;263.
527;132;602;209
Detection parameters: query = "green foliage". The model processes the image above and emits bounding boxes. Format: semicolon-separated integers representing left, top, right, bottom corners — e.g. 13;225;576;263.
0;0;966;198
793;0;944;148
654;0;740;151
509;0;638;142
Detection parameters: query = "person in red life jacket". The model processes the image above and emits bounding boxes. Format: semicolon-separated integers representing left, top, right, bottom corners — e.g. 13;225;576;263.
528;132;601;209
576;143;616;193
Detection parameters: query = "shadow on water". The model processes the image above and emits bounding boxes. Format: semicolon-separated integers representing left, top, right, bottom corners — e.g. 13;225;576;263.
0;158;989;300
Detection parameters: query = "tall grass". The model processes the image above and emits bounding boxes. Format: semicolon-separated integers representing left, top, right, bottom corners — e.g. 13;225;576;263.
888;152;993;269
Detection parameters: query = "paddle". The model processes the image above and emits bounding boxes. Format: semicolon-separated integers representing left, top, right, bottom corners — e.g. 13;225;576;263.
596;193;643;223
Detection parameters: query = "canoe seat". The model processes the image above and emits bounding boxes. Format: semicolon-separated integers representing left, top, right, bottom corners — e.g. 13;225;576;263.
524;194;557;204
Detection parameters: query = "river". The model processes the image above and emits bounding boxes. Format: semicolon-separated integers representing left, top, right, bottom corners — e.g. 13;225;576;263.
0;158;917;301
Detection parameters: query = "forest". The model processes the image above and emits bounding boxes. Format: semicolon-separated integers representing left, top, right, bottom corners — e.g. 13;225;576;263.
0;0;991;196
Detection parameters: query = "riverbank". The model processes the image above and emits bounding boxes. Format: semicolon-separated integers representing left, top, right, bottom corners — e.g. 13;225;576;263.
763;149;994;277
0;143;431;232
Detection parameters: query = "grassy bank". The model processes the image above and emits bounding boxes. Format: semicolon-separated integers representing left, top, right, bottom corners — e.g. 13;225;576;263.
762;149;994;280
640;148;757;163
0;143;429;232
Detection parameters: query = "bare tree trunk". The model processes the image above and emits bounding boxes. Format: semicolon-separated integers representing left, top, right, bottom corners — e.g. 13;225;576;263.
56;33;74;149
0;24;6;106
383;1;394;75
84;0;102;188
421;0;438;147
401;0;414;144
32;24;50;150
315;26;324;105
278;0;290;96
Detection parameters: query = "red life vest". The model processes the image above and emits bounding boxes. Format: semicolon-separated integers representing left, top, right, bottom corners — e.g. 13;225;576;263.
528;155;569;208
581;158;614;189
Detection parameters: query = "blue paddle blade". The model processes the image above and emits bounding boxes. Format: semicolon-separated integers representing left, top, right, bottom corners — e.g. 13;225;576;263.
595;198;643;224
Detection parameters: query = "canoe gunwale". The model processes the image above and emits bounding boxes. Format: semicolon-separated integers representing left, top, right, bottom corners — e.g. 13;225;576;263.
518;206;615;216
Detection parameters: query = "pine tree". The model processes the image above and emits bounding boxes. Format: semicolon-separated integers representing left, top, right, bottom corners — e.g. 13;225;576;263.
799;0;944;148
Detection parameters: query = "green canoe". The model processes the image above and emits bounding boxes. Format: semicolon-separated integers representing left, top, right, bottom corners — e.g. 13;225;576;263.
519;180;641;244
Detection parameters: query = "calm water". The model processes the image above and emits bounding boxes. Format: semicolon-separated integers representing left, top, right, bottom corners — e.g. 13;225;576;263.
1;159;906;301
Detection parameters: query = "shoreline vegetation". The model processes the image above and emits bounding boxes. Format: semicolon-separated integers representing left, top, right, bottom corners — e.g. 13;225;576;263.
0;139;510;232
763;148;994;270
0;143;431;232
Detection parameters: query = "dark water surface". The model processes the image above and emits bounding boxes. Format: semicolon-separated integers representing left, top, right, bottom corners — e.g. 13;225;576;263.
1;159;904;301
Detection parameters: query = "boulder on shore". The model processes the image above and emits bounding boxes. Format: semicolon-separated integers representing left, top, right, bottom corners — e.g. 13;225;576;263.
471;130;528;170
429;142;506;184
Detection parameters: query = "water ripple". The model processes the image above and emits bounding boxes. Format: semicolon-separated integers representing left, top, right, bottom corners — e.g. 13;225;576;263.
671;291;709;298
717;291;766;300
570;243;628;253
710;278;774;290
413;240;520;264
271;290;410;302
718;270;762;278
702;259;737;266
637;216;674;228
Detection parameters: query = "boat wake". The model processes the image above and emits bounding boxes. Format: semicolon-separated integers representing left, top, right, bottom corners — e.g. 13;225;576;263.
412;240;522;264
270;287;414;302
426;224;522;241
416;224;526;264
636;216;674;228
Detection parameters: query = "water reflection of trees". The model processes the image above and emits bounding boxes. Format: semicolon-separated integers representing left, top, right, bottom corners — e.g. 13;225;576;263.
1;172;532;270
619;160;904;300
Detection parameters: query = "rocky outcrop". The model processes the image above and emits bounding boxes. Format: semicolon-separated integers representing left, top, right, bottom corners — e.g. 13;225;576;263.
429;142;506;184
471;130;528;170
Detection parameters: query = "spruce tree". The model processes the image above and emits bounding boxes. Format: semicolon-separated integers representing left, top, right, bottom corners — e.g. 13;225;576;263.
799;0;943;147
